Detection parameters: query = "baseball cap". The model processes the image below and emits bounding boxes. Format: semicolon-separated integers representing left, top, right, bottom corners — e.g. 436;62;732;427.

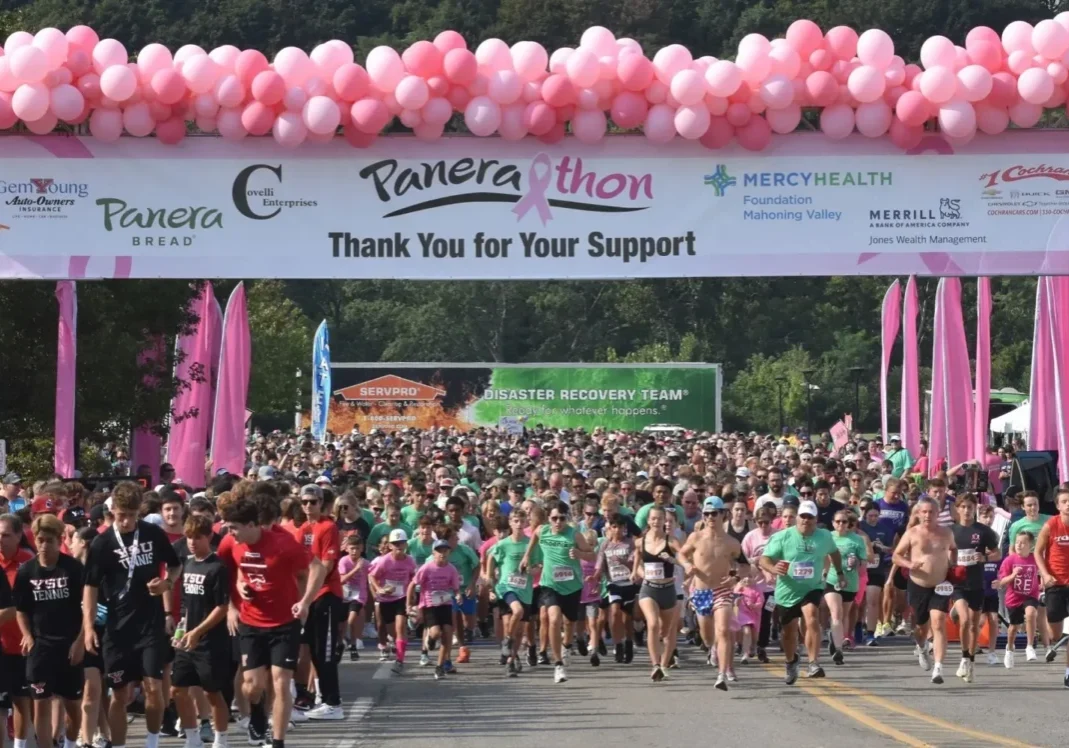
388;528;408;544
257;465;278;480
702;496;725;512
432;539;451;552
798;501;819;518
62;506;87;527
3;472;21;485
314;475;332;486
735;467;750;479
490;477;509;489
30;497;56;515
300;484;323;500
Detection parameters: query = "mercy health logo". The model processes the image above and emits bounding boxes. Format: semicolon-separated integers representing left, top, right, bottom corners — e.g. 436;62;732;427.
232;164;319;220
741;170;893;189
1;177;90;220
335;375;445;402
97;198;223;247
703;165;736;196
357;154;652;222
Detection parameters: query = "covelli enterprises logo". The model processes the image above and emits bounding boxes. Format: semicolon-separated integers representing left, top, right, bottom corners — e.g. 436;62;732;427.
1;177;90;219
232;164;318;220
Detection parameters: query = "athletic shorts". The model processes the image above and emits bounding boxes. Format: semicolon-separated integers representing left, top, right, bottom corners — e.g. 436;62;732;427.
1045;585;1069;624
348;601;365;615
500;592;535;621
238;621;301;671
422;604;454;629
893;568;909;591
0;652;28;700
378;598;407;625
172;647;228;693
606;583;639;613
691;587;734;617
1008;600;1039;626
452;594;477;616
638;582;677;612
25;644;83;701
539;587;582;622
824;584;856;603
982;594;1000;614
951;587;985;612
907;580;951;626
103;631;168;688
776;588;823;626
866;567;888;589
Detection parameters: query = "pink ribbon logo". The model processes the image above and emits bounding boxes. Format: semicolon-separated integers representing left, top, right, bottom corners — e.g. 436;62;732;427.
512;153;554;225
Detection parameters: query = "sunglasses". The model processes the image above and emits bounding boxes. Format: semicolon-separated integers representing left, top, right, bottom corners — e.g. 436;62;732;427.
300;499;320;506
703;510;721;517
584;511;598;517
549;516;565;522
757;519;771;525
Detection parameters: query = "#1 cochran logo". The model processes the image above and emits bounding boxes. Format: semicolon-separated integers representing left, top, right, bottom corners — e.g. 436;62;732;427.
980;165;1069;188
335;375;446;402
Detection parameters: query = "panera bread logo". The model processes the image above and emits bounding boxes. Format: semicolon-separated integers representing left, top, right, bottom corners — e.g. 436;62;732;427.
335;375;446;402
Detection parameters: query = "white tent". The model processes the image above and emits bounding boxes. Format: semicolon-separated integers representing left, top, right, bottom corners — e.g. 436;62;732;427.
989;400;1029;436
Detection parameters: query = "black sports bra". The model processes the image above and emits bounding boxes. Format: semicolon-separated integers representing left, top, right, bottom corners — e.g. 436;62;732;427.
641;534;676;583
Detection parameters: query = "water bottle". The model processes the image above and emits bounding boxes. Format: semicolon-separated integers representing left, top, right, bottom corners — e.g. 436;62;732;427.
173;616;187;645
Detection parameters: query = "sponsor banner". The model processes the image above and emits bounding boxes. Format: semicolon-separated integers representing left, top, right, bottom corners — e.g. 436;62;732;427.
5;133;1069;280
317;363;720;433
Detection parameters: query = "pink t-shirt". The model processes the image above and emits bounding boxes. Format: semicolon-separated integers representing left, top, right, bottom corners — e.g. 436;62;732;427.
580;557;600;604
998;553;1041;609
741;528;775;593
368;552;417;602
338;554;368;603
734;585;764;629
479;535;499;559
413;561;461;608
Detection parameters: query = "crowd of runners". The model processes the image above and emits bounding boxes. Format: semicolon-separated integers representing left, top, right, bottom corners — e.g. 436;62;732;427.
1;425;1068;748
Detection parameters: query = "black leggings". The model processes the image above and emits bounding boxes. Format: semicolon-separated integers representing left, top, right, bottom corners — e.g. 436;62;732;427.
758;591;774;648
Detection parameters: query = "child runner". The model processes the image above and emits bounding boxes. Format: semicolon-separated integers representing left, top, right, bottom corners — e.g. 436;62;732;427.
367;529;417;674
997;531;1041;668
337;536;367;662
407;540;461;680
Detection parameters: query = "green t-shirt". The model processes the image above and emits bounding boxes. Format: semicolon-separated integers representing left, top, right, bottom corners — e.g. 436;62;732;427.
634;503;684;531
491;536;542;605
538;523;583;595
762;526;838;608
400;504;427;528
409;539;435;567
449;543;480;592
1008;515;1051;549
366;521;415;560
825;533;868;593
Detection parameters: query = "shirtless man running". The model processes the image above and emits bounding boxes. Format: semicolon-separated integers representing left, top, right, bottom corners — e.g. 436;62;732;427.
892;497;957;684
679;497;748;691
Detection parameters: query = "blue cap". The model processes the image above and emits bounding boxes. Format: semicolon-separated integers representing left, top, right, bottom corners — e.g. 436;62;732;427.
702;496;725;512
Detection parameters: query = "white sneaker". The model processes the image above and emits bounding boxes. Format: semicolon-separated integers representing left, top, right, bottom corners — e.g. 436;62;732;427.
931;662;943;684
289;708;308;723
562;647;571;666
93;736;109;748
235;717;250;732
987;651;999;666
917;645;932;672
419;653;431;667
1004;649;1015;669
1026;645;1038;662
183;738;204;748
740;653;750;665
726;669;738;683
305;704;345;721
554;664;568;683
963;660;974;683
211;738;229;748
956;658;968;679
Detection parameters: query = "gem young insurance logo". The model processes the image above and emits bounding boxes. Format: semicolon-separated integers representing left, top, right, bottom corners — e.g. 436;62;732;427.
703;165;736;197
1;177;90;220
357;153;652;223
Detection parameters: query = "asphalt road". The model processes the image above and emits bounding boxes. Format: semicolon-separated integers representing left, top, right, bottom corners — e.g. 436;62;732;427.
124;638;1069;748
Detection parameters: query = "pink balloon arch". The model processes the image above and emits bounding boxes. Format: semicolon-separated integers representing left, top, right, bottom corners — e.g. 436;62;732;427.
3;18;1069;150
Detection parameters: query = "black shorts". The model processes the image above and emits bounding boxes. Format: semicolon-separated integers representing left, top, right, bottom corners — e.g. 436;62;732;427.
539;587;582;622
0;652;28;700
103;631;168;688
1008;600;1040;626
377;598;407;624
893;568;909;590
348;601;364;615
172;647;228;693
824;584;856;603
951;587;985;612
1045;585;1069;624
239;621;300;672
422;604;453;629
982;594;1000;614
499;592;535;622
606;583;639;615
26;644;84;701
866;567;888;589
777;588;823;627
907;581;951;626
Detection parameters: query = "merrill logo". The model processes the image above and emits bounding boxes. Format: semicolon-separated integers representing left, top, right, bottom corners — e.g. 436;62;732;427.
939;198;961;220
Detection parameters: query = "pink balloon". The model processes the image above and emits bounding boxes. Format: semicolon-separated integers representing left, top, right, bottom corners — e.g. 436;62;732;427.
216;107;246;139
273;47;312;88
699;116;734;149
428;76;451;98
705;60;742;97
538;122;566;145
511;41;548;82
302;95;340;134
652;44;692;85
149;101;172;121
25;111;57;135
402;40;443;78
760;74;794;108
857;29;894;69
895;90;930;126
618;54;654;92
889;118;923;149
49;83;84;121
66;26;99;56
443;48;477;86
847;64;885;102
434;30;467;54
670;68;705;106
820;103;855;139
0;91;16;128
610;91;647;128
988;72;1020;107
809;46;834;71
919;66;957;103
9;46;48;83
421;97;452;126
12;82;49;120
156;116;186;144
735;49;770;85
1018;67;1054;104
572;109;607;143
351;98;390;134
1033;20;1069;60
332;63;369;102
966;26;1001;47
367;46;405;92
209;45;241;72
739;34;772;58
855;100;892;136
464;95;501;136
76;72;101;101
1049;62;1069;84
343;124;377;147
825;27;859;60
643;102;676;142
736;115;771;151
32;27;68;69
566;48;600;88
497;102;527;141
137;43;173;84
1003;21;1036;55
1008;100;1042;128
122;101;154;136
1007;50;1035;75
766;103;801;133
273;111;307;147
542;74;576;106
475;38;512;73
174;45;206;65
392;75;428;110
66;49;91;78
446;86;471;110
92;39;128;75
488;69;522;104
151;68;186;105
183;54;220;94
251;70;285;105
241;101;275;136
524;101;555;134
920;36;956;70
412;122;445;140
768;44;801;78
805;71;838;106
787;19;824;58
645;79;668;104
975;102;1009;134
938;99;976;138
235;50;269;87
957;65;992;102
581;26;618;58
549;48;573;75
214;74;245;108
725;101;751;127
89;108;123;141
674;104;710;139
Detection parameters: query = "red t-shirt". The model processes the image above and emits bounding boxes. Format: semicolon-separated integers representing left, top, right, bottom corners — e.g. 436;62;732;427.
290;518;343;600
218;527;310;628
1;547;35;654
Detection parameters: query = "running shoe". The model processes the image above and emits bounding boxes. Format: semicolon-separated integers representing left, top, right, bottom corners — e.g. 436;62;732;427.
651;666;665;682
828;639;837;657
956;658;968;679
419;652;431;667
577;637;589;656
507;659;518;678
1064;670;1069;689
199;721;212;743
235;718;250;732
290;708;308;723
916;644;932;672
500;653;508;665
986;651;999;666
785;657;800;685
807;663;825;678
1026;645;1038;662
714;673;728;691
1046;646;1059;663
740;653;751;665
597;638;607;656
614;643;624;663
895;620;910;635
434;666;444;681
590;651;600;667
378;648;389;662
668;651;678;669
349;645;359;662
538;650;550;665
865;635;879;647
527;645;538;667
842;638;854;650
246;725;264;746
963;660;974;683
457;646;471;664
931;663;944;684
624;640;635;664
443;660;455;674
832;649;844;666
306;704;344;721
756;647;769;664
391;661;404;675
554;664;568;684
726;669;737;683
1004;649;1015;669
501;637;512;659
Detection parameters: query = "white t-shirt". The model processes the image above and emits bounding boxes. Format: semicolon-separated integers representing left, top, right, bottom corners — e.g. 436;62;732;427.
755;493;785;512
457;520;481;552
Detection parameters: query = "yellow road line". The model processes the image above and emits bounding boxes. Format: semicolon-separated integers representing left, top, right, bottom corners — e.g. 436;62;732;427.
792;678;930;747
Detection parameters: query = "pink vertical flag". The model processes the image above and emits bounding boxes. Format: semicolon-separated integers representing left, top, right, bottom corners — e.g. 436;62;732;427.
210;283;252;477
1030;278;1057;451
205;295;224;449
927;279;947;477
941;278;975;471
1045;277;1069;479
54;281;77;478
167;283;217;488
973;278;992;462
880;280;902;443
131;336;165;484
900;276;921;457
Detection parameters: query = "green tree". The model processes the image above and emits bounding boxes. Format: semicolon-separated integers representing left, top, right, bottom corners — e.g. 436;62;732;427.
245;280;314;416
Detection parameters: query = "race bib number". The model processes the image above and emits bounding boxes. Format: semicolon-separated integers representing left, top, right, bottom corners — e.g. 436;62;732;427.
867;558;880;569
609;566;631;583
507;573;529;589
846;553;858;571
644;562;665;581
380;583;395;596
957;550;980;567
764;595;776;612
935;582;954;596
552;566;575;583
790;562;815;580
429;589;452;606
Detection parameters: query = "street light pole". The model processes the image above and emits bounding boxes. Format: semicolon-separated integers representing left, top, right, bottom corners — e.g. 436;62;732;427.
849;366;865;431
776;377;787;433
802;369;816;437
295;368;302;433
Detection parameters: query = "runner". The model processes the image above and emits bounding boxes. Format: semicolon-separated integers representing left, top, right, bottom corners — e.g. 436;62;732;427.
407;540;461;680
891;497;956;685
487;509;541;677
82;483;182;748
1033;485;1069;686
679;497;745;690
759;501;844;684
578;528;603;666
976;503;1003;665
0;513;34;748
740;507;775;663
590;514;637;664
366;529;416;674
69;525;110;748
997;530;1041;668
442;519;480;666
947;493;1000;683
337;536;368;661
824;510;868;666
634;505;685;683
858;503;897;643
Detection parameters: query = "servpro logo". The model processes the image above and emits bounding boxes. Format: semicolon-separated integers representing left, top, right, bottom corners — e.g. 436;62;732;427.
97;198;223;247
335;375;445;402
